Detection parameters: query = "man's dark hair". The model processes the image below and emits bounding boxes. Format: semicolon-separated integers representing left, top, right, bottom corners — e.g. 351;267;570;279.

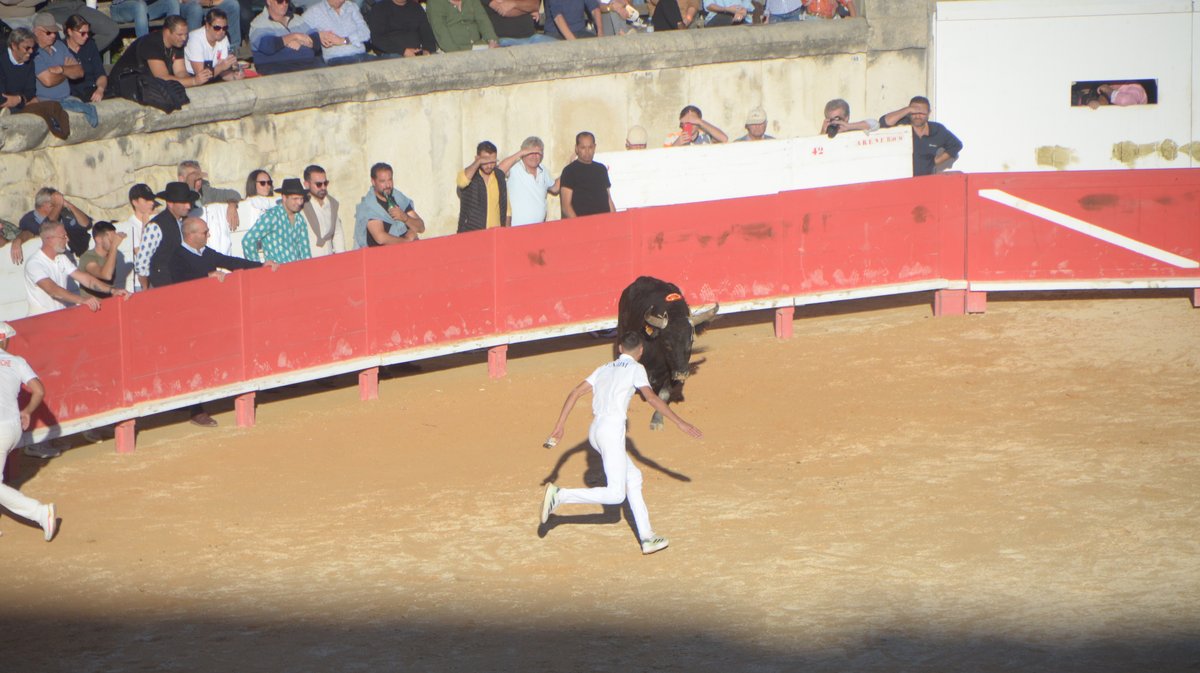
303;164;325;181
619;331;644;353
370;162;393;180
476;141;497;155
164;15;188;32
680;105;702;119
92;221;116;239
909;95;931;108
63;14;89;34
204;8;228;24
575;131;595;145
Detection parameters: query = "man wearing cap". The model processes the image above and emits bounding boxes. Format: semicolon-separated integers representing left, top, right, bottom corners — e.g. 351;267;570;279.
625;126;648;150
241;178;312;264
0;321;58;541
735;107;775;142
0;2;117;53
504;136;560;227
118;184;160;292
135;181;199;289
30;13;98;129
169;216;271;284
879;95;963;177
25;219;128;316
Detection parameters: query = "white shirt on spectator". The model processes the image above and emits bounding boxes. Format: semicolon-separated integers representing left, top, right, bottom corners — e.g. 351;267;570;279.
202;202;235;256
507;164;555;227
0;347;37;427
184;27;232;75
24;249;78;316
303;0;370;61
114;215;143;292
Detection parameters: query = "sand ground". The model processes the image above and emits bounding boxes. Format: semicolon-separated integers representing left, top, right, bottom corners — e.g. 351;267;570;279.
1;291;1197;672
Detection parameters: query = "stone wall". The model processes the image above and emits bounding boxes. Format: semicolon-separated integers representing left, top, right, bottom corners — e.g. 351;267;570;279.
0;7;929;240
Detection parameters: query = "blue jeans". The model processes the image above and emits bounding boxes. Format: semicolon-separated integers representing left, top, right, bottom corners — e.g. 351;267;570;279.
109;0;181;38
497;34;559;47
181;0;243;48
767;7;805;22
60;97;99;128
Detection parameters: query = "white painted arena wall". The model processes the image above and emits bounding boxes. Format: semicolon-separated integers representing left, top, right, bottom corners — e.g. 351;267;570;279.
933;0;1199;172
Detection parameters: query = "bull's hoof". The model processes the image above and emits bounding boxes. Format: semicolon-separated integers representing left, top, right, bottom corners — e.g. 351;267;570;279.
650;413;665;431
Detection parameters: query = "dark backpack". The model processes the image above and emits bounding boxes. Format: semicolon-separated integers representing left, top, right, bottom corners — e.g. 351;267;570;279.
117;70;190;114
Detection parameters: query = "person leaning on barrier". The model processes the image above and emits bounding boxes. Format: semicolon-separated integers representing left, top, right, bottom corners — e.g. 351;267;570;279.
135;181;199;290
179;0;244;55
31;12;98;128
457;140;509;233
366;0;437;56
76;221;130;299
819;98;878;137
879;95;963;177
62;14;107;103
559;131;614;219
354;162;425;248
240;178;313;264
1;27;71;140
735;106;774;142
301;164;346;257
184;8;244;82
117;183;160;292
25;220;128;317
249;0;324;75
169;216;272;284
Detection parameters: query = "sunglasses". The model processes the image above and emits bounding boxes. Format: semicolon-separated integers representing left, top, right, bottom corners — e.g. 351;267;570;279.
312;181;329;187
211;24;228;31
258;179;274;186
73;29;92;36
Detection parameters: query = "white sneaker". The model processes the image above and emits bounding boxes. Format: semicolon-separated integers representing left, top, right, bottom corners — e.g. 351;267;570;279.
540;484;560;524
43;503;57;542
641;536;669;555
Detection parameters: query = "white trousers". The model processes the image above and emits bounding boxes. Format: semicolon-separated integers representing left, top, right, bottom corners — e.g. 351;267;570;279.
556;415;654;540
0;423;46;525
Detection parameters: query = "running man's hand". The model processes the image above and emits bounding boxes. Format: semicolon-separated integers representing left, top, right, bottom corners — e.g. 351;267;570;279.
675;420;702;439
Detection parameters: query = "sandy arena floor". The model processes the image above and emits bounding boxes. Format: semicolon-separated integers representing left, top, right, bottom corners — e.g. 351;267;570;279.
0;291;1197;672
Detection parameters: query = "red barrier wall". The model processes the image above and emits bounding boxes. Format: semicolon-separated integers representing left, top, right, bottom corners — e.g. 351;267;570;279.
9;169;1198;439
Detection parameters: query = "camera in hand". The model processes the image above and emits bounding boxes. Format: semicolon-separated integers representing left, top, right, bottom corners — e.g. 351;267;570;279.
826;124;839;139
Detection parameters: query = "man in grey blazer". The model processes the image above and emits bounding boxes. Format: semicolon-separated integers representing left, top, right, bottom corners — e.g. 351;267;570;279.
301;164;346;257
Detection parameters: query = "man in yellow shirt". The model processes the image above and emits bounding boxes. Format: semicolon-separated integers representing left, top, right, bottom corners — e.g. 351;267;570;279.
456;140;511;233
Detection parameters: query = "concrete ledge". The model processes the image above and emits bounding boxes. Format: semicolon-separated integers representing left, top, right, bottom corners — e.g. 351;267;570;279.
0;21;875;153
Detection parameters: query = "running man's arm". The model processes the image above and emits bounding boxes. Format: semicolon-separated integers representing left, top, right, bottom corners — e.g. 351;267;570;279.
637;385;703;438
548;380;592;444
21;377;45;430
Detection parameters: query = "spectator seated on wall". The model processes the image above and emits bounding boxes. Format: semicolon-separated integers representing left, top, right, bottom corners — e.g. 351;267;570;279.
109;15;210;108
303;0;372;65
77;221;130;300
169;216;272;284
240;178;313;264
1;27;71;140
179;0;244;54
107;0;183;39
31;13;97;127
544;0;602;39
184;9;245;82
703;0;752;26
354;162;425;247
804;0;856;19
648;0;700;30
594;0;647;37
15;187;92;263
366;0;437;56
62;14;108;103
879;95;963;177
482;0;559;47
249;0;325;75
2;0;119;54
426;0;498;52
819;97;878;137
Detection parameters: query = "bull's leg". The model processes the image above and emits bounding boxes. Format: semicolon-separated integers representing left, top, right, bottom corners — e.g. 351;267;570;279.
650;386;671;430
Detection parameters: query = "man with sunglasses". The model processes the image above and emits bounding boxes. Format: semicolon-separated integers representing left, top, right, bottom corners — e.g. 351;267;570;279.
185;8;244;81
300;165;345;257
0;28;39;113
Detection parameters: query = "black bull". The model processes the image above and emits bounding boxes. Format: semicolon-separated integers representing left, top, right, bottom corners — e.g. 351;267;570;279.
616;276;718;429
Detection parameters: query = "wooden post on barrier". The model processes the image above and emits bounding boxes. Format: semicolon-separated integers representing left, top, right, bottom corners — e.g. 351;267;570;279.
774;307;794;339
488;345;508;379
1192;289;1199;308
235;393;256;428
359;367;379;401
966;291;988;314
114;419;136;453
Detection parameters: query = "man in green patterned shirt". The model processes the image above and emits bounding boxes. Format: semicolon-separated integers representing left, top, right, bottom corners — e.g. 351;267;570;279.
242;178;313;263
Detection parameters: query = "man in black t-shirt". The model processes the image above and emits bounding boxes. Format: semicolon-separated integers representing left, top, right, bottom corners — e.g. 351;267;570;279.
111;15;213;97
559;131;615;219
366;0;437;56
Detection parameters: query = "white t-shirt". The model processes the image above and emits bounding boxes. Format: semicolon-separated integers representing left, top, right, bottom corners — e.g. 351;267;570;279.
0;348;37;427
183;27;231;75
586;353;651;418
117;213;151;292
24;249;78;316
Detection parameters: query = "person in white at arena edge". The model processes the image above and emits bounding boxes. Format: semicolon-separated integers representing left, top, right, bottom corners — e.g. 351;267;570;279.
24;220;129;317
0;321;58;542
541;330;702;555
183;8;244;82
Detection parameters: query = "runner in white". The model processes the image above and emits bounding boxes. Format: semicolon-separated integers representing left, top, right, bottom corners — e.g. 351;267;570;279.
0;322;57;542
541;331;702;555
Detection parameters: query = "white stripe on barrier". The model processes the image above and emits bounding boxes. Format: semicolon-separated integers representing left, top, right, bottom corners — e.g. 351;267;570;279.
978;188;1200;269
970;279;1200;292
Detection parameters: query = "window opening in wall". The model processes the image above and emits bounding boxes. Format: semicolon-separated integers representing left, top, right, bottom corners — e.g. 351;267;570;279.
1071;79;1157;108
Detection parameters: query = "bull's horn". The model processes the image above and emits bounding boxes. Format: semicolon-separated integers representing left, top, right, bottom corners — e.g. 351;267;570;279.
644;310;669;330
688;303;719;327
